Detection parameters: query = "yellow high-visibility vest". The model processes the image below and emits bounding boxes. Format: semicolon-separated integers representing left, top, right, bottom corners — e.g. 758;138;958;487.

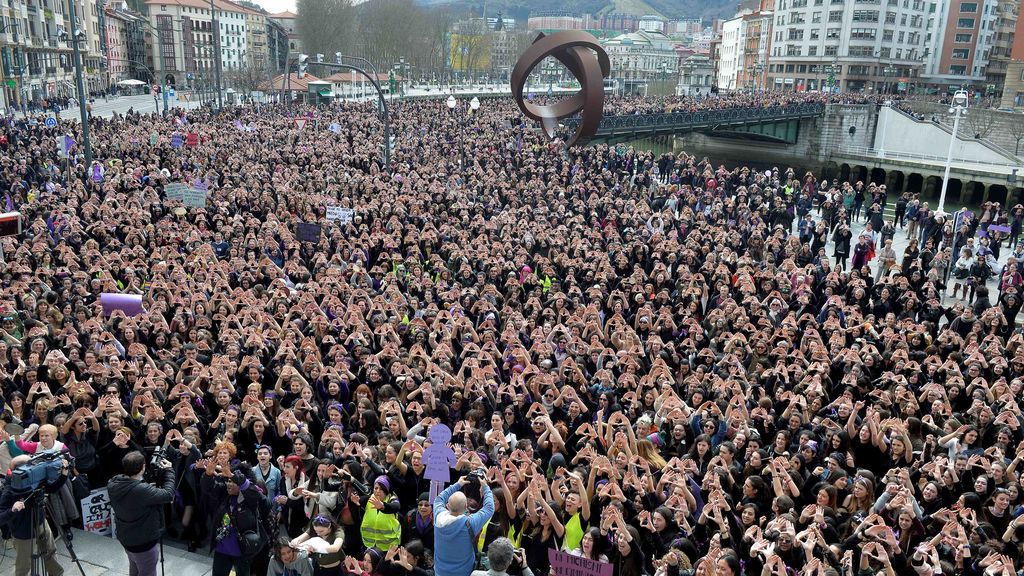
361;498;401;550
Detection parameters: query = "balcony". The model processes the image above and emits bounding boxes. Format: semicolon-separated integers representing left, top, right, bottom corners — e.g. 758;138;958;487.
45;66;54;73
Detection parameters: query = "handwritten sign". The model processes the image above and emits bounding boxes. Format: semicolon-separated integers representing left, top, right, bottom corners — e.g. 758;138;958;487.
165;183;188;202
81;488;113;537
548;550;612;576
185;132;199;147
170;133;183;149
182;188;207;208
326;206;353;224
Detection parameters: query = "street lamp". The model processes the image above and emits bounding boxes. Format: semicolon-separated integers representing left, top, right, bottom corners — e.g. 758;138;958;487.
446;94;456;110
58;17;92;166
470;96;480;112
937;89;969;215
882;65;896;94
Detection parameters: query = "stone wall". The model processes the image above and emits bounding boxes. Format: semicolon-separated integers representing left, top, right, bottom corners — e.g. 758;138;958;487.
902;101;1024;158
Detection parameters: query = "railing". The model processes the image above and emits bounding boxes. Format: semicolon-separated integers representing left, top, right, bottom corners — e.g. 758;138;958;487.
566;103;826;136
839;144;1020;170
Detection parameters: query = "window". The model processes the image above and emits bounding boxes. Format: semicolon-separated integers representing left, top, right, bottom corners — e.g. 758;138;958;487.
788;28;805;39
792;12;806;22
850;27;878;39
957;17;975;26
812;11;822;21
826;27;841;38
809;46;818;55
829;10;843;20
825;45;839;55
1021;68;1024;81
787;45;803;55
952;48;970;58
950;65;967;74
786;64;796;72
810;29;820;38
849;45;875;55
886;11;897;22
883;29;894;40
960;2;977;11
853;9;879;20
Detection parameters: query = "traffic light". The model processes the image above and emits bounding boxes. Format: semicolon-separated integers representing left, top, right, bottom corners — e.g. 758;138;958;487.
297;54;308;79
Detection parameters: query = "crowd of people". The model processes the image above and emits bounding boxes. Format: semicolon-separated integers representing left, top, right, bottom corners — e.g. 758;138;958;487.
0;91;1019;576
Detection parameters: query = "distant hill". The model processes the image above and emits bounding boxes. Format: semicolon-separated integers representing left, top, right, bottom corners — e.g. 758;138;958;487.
413;0;736;25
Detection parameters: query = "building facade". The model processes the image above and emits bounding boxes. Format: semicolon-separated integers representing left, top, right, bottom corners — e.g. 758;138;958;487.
767;0;930;92
717;6;774;90
602;30;679;95
922;0;998;89
268;10;298;53
1001;0;1024;106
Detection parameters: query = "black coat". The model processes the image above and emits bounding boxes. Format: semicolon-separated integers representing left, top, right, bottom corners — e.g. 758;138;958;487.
108;466;175;549
201;473;264;551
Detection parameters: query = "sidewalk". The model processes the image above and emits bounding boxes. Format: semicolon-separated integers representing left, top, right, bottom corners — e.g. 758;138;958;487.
0;529;213;576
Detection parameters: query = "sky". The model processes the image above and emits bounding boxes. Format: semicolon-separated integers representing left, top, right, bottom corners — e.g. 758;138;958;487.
253;0;297;15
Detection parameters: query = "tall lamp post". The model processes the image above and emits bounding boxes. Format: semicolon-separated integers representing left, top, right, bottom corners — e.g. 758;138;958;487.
937;89;969;216
446;94;463;167
59;13;92;166
882;65;896;94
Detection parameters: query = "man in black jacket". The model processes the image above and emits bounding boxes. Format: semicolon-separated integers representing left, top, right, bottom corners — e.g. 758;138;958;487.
108;451;175;576
0;454;69;576
201;464;268;576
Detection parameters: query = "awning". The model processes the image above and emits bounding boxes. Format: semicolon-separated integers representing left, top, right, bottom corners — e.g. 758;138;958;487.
318;89;333;97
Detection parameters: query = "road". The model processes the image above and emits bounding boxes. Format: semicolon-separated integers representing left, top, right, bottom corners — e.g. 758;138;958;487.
53;94;204;120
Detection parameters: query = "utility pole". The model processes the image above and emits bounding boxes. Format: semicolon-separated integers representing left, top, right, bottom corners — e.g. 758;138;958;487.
210;0;222;110
65;0;92;166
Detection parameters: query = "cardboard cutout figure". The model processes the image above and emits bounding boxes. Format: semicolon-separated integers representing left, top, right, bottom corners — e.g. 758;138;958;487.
422;423;456;500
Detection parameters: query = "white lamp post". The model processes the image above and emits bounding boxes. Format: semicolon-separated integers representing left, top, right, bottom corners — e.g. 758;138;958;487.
937;89;969;216
446;95;457;110
877;100;891;158
469;96;480;112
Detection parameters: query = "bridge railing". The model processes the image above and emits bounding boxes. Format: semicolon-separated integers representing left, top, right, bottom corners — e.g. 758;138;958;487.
564;103;826;135
839;144;1020;172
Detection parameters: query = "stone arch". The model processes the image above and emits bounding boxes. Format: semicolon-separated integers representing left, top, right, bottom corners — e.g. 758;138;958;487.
820;161;840;182
988;184;1009;205
924;175;943;199
1010;187;1024;206
869;167;886;186
886;170;905;193
852;165;868;184
840;163;851;183
962;181;984;205
906;173;924;194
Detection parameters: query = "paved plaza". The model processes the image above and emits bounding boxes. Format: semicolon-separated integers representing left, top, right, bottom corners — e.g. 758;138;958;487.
0;530;212;576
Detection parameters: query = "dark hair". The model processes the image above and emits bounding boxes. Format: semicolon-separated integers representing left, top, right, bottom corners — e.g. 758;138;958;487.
122;451;146;477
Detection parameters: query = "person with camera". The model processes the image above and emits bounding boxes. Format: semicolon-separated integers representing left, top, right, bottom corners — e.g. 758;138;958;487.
0;453;70;576
434;471;494;576
202;463;269;576
108;451;176;576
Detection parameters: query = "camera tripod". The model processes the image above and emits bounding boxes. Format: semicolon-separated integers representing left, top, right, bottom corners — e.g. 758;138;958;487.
26;487;86;576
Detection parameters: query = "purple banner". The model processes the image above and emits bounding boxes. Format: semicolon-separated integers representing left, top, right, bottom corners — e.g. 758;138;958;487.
100;293;144;317
548;550;612;576
989;224;1011;233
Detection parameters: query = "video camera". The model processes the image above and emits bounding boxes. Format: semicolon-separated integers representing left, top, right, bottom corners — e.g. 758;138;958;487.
10;452;74;491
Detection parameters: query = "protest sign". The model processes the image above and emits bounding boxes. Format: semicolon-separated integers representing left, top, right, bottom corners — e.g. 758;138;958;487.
80;488;114;537
170;133;183;149
548;550;612;576
297;223;322;243
165;183;188;201
185;132;199;147
326;206;354;224
182;187;208;208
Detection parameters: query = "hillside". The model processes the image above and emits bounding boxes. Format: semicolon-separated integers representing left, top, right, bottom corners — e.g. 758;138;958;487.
413;0;736;25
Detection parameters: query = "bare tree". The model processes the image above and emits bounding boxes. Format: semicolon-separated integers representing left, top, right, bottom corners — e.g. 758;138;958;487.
297;0;355;59
1008;115;1024;156
966;109;998;140
227;59;267;95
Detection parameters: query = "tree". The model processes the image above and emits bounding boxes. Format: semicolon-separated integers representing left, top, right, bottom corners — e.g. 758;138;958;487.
966;109;998;140
227;59;268;96
1008;114;1024;155
297;0;355;59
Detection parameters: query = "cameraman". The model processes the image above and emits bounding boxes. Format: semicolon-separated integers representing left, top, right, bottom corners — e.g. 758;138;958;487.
434;472;494;576
108;451;175;576
0;454;70;576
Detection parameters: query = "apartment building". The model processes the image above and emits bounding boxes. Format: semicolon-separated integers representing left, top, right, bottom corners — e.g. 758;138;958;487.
717;2;774;90
767;0;930;92
1001;0;1024;106
922;0;998;88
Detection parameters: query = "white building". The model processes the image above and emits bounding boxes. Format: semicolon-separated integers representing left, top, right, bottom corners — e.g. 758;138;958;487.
768;0;931;93
602;30;679;95
718;18;743;90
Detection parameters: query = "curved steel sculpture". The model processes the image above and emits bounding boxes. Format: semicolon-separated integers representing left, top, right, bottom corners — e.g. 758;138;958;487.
510;31;610;148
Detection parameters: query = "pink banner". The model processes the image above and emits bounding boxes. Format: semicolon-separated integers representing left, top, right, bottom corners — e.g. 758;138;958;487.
100;293;144;317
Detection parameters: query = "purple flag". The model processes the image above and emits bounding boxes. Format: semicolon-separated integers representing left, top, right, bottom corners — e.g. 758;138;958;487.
4;193;12;212
64;135;75;153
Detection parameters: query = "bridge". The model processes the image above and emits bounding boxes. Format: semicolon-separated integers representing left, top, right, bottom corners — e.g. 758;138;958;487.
567;103;827;143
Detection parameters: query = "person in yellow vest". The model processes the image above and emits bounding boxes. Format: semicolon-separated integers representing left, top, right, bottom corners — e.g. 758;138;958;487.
359;476;401;552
